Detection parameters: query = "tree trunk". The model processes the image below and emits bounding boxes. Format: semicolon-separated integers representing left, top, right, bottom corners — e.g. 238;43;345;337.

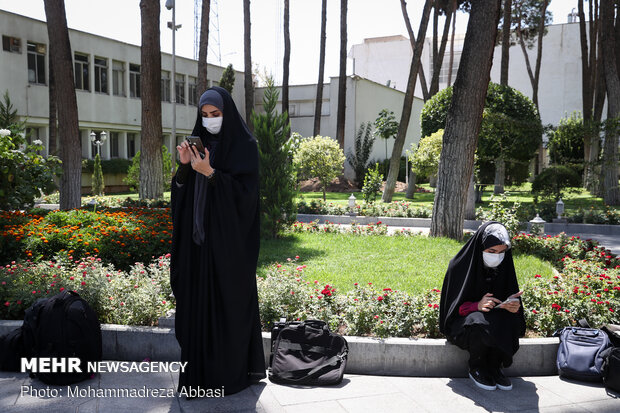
336;0;348;149
447;0;457;86
43;0;81;210
48;43;58;156
500;0;512;86
382;0;433;203
282;0;290;117
313;0;327;136
429;6;454;97
465;172;476;220
197;0;211;95
400;0;430;101
313;0;327;137
601;0;620;205
493;156;505;194
244;0;253;129
430;0;501;240
139;0;163;200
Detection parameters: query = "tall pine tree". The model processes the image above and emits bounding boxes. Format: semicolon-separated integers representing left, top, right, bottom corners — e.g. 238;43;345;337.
252;78;297;238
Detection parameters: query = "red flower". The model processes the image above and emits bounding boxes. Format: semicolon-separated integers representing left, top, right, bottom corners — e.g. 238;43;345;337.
4;301;9;307
81;281;86;286
59;287;65;292
377;296;384;301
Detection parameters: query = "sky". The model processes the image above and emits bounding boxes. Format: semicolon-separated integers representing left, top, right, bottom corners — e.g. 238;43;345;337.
0;0;579;86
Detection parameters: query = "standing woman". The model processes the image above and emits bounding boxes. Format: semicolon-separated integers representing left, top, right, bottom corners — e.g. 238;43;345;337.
170;87;265;396
439;222;525;391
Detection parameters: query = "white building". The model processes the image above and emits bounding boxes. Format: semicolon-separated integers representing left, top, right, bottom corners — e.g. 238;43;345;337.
349;22;594;128
0;10;246;162
255;76;424;179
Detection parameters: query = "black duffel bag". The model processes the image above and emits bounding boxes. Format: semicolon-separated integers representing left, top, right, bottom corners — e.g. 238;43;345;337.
555;319;611;382
268;319;348;385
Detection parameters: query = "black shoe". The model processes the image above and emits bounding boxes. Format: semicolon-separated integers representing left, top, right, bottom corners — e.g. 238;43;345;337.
468;368;496;391
491;368;512;390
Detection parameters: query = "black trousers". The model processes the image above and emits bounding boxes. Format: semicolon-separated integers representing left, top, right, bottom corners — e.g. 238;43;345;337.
466;325;505;370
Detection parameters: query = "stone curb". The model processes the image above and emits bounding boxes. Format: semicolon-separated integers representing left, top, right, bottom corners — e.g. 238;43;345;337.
0;320;559;377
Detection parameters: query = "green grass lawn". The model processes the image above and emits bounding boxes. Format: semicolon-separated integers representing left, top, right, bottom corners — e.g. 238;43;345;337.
258;232;555;294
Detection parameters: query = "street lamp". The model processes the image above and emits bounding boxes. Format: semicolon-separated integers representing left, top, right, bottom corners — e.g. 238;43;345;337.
166;0;182;175
89;131;107;157
556;198;565;220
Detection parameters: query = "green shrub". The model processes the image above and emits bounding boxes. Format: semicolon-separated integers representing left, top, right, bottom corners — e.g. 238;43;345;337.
410;129;443;181
293;136;346;201
361;163;383;204
91;153;105;196
531;165;582;201
124;146;172;191
81;158;132;174
347;122;375;189
475;194;522;237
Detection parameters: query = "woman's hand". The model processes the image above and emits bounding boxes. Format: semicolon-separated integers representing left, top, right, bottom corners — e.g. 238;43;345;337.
188;144;214;177
478;293;501;312
176;140;192;165
497;291;523;313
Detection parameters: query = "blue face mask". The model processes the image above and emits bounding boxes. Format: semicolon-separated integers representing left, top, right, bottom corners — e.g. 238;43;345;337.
482;251;505;268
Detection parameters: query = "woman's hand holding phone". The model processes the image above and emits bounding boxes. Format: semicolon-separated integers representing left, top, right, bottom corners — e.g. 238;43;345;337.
497;291;523;313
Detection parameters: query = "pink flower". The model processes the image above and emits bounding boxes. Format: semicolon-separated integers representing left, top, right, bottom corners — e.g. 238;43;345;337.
4;301;9;307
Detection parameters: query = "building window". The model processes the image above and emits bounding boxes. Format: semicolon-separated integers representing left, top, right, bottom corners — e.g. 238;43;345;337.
127;133;137;158
3;35;21;53
161;71;171;102
129;64;140;98
112;61;125;96
188;76;198;106
94;57;108;94
27;42;46;84
175;73;185;105
74;53;89;91
109;132;119;158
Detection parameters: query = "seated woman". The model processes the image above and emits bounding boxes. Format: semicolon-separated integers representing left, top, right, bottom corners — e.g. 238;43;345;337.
439;222;525;391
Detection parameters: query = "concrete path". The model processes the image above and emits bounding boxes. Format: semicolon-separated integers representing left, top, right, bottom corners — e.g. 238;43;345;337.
1;369;619;413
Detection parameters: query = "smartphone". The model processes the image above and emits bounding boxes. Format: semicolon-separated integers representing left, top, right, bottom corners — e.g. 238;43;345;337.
185;136;205;158
499;297;519;307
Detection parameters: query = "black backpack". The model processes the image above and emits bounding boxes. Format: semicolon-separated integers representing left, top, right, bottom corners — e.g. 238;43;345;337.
21;290;102;385
268;319;348;385
0;327;25;372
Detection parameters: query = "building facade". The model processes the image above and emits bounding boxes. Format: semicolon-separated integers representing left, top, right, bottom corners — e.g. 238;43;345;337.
0;10;246;162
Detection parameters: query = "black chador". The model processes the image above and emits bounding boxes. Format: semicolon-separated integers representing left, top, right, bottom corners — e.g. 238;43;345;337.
439;222;526;385
170;87;265;395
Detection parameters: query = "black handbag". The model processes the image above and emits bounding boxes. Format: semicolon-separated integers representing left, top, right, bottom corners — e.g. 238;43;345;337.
601;346;620;393
268;319;348;385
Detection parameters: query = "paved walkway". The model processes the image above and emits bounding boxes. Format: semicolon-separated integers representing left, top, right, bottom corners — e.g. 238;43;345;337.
1;369;619;412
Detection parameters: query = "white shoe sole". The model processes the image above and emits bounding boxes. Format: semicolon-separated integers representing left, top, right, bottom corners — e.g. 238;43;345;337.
469;372;496;391
496;382;512;391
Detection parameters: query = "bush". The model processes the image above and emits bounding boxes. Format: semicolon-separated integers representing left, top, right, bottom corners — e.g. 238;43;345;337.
531;165;582;201
91;153;105;196
548;112;585;170
374;156;408;182
0;254;174;326
347;122;375;189
124;145;172;191
252;77;297;238
219;64;236;94
410;129;443;181
475;195;522;237
0;208;173;271
293;135;346;201
361;163;383;204
81;158;132;175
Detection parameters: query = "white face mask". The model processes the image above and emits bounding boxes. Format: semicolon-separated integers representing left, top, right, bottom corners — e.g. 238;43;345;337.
482;251;505;268
202;116;223;134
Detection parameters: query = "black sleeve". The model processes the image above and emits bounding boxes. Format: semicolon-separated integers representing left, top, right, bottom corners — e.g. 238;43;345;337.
175;163;192;185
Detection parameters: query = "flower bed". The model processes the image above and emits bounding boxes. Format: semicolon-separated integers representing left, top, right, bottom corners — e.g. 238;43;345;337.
297;199;432;218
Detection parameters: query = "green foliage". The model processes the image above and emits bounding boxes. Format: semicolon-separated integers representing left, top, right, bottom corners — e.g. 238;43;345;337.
361;163;384;204
0;90;24;131
293;135;346;201
91;153;105;196
507;0;553;48
347;122;375;189
0;128;61;210
421;83;542;186
531;165;582;201
251;77;297;238
475;194;522;237
0;254;174;326
374;109;399;159
219;64;236;94
548;112;586;174
410;129;443;181
81;158;132;174
123;146;172;192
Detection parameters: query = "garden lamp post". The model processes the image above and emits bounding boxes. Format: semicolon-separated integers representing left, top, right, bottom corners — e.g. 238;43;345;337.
529;214;546;236
556;198;564;220
89;131;107;157
348;194;357;217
